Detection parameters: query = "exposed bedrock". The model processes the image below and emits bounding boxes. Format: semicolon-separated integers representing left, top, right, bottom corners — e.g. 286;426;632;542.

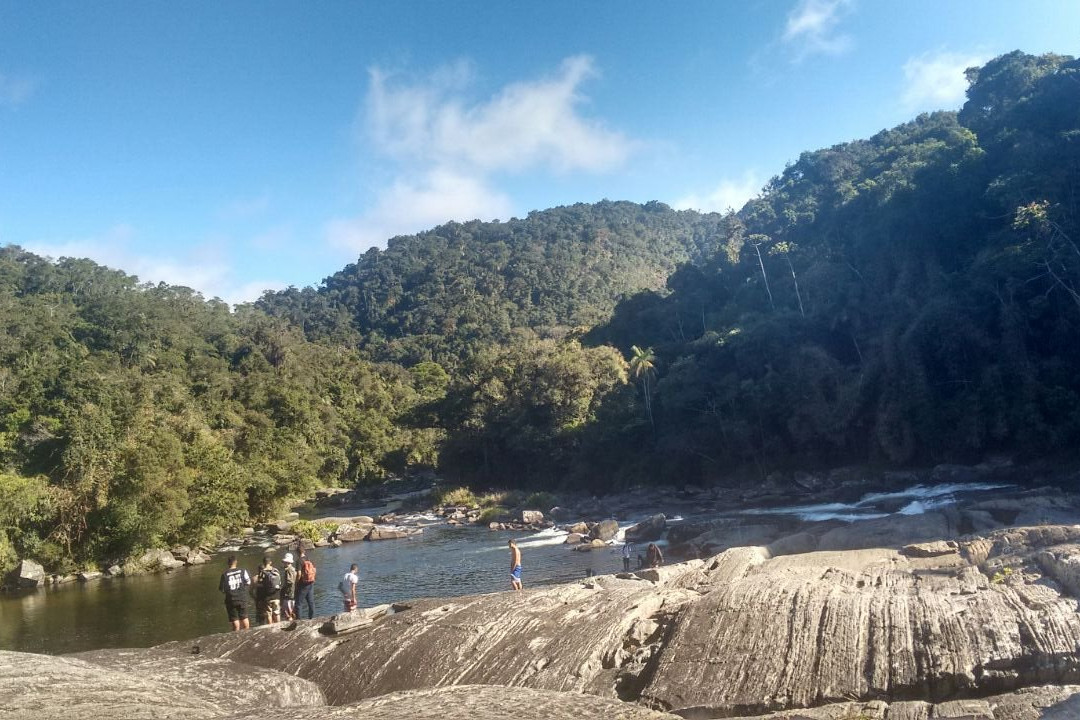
0;650;324;720
104;525;1080;718
10;522;1078;719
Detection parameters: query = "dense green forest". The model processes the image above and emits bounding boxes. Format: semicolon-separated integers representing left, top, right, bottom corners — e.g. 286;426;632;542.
2;51;1078;575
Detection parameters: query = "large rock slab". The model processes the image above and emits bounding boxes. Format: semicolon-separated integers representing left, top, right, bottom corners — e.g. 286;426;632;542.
32;523;1080;719
70;649;325;711
233;685;682;720
146;565;709;707
639;546;1080;716
0;650;220;719
723;685;1080;719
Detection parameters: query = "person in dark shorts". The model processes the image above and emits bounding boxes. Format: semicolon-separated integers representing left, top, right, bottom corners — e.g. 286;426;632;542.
218;555;251;631
508;539;522;592
295;547;316;619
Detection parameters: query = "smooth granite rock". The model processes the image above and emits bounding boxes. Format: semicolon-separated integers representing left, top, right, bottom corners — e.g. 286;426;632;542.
13;523;1080;720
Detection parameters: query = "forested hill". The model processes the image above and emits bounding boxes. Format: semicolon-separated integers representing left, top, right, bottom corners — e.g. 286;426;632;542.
1;51;1078;577
588;51;1080;478
257;201;733;364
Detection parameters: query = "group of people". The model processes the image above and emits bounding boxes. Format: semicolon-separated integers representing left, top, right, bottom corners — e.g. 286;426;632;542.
621;541;664;571
220;537;662;630
217;547;318;631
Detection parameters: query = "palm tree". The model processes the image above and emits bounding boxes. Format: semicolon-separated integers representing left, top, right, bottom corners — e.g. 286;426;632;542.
628;345;656;433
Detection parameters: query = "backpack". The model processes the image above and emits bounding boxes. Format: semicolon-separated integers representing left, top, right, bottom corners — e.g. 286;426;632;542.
300;559;317;584
260;567;281;594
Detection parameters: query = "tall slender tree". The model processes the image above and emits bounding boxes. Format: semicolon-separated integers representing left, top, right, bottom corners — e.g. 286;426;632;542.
629;345;657;433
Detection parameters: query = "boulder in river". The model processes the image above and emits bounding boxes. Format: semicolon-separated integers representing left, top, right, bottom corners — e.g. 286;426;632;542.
520;510;544;524
624;513;666;542
563;533;585;545
337;524;373;542
7;559;45;589
369;527;414;541
590;518;619;542
121;549;186;575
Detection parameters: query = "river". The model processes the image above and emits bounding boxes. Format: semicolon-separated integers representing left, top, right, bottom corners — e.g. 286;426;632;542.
0;480;1027;655
0;523;628;655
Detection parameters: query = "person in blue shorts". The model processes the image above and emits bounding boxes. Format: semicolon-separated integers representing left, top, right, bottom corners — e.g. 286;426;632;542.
508;539;522;592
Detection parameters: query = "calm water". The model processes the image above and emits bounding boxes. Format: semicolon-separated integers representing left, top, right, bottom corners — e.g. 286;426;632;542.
0;481;1025;655
0;524;628;655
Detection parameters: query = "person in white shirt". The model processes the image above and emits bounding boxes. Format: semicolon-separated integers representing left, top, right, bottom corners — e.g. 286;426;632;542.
340;563;359;611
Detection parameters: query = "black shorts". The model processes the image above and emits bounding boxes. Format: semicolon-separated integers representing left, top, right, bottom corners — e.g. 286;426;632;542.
225;596;248;622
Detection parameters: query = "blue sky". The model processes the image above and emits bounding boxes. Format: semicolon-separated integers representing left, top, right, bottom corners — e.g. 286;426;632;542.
1;1;1077;304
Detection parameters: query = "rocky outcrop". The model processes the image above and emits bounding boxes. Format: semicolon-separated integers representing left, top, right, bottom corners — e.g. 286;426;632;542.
240;685;683;720
723;685;1080;719
591;518;620;541
0;651;220;719
336;523;373;542
108;524;1080;719
368;526;419;541
71;650;326;711
7;558;45;588
520;510;544;524
123;548;185;575
625;514;666;542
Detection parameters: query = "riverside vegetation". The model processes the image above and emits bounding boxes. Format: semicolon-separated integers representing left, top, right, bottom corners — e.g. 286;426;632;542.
2;51;1079;580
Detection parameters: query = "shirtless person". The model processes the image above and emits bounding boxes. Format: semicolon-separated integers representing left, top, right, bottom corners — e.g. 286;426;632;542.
508;539;522;592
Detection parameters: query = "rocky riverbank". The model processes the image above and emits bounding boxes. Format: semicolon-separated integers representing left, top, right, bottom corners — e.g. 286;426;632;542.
10;507;1080;718
7;457;1076;593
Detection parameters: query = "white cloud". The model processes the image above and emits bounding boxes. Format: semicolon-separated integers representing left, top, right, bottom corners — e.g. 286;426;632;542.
901;51;989;112
24;224;282;306
327;168;513;251
782;0;854;59
0;71;36;107
673;171;761;214
331;56;634;253
367;55;633;174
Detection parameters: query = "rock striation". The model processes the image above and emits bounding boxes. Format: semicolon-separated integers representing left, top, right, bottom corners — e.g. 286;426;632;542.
127;524;1080;718
12;521;1080;719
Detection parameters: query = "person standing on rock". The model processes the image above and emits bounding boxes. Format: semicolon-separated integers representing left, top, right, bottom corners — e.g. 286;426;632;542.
295;547;317;620
340;563;359;611
254;556;281;624
622;541;635;572
280;552;297;620
646;543;663;569
218;555;251;631
508;539;522;592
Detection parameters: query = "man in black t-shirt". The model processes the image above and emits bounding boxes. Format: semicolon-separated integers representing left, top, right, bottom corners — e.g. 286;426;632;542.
218;555;251;631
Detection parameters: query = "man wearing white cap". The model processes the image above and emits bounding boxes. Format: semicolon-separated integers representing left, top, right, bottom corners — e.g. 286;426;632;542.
280;552;298;620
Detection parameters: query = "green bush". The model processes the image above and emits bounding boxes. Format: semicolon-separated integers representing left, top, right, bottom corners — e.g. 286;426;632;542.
291;519;338;543
433;486;480;507
477;506;508;524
